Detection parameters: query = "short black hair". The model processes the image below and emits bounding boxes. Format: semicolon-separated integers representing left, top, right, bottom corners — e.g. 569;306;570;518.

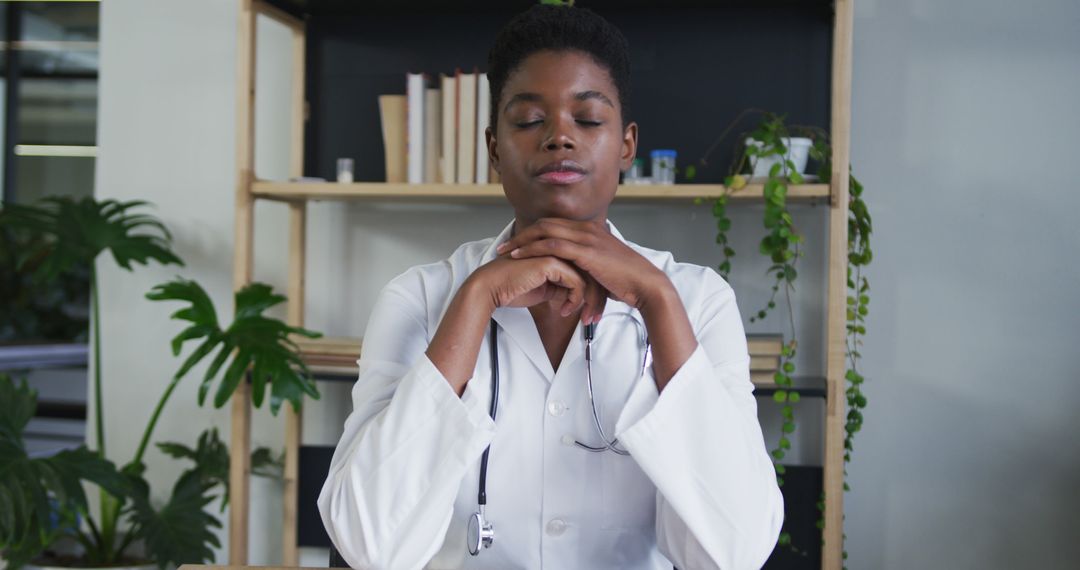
486;4;632;133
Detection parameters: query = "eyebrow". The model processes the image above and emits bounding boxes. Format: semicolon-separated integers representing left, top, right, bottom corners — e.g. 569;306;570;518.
502;90;615;114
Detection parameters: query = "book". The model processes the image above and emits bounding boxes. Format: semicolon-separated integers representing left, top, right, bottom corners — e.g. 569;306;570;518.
751;370;778;386
424;86;441;183
406;72;427;184
440;72;457;184
750;354;780;372
475;72;490;184
747;333;783;356
289;334;362;355
378;95;407;183
456;68;477;183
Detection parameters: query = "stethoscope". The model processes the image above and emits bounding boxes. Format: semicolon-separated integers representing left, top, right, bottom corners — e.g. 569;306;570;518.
467;312;651;556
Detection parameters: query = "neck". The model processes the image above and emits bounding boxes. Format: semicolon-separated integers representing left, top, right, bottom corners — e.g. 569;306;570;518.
511;215;610;238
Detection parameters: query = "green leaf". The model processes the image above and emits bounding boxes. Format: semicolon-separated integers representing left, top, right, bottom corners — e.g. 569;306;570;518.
0;375;36;443
0;374;132;566
149;279;323;415
129;471;222;569
2;197;182;282
251;447;285;480
789;392;801;403
773;390;788;403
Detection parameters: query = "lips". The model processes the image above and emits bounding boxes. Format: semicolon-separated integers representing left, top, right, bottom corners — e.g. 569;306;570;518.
535;160;586;185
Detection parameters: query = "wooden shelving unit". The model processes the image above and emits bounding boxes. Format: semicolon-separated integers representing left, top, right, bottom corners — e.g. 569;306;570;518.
230;0;853;567
252;180;831;202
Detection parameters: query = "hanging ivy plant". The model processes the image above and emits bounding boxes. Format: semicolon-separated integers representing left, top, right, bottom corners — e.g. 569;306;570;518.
685;109;873;562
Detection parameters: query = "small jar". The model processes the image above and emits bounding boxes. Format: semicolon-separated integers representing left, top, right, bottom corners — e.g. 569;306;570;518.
336;158;354;183
650;149;677;185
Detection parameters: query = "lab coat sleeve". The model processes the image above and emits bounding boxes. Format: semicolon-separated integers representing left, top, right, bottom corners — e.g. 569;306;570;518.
317;280;497;570
613;278;784;570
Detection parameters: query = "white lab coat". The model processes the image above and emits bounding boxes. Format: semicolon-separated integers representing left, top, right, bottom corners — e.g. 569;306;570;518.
318;218;784;570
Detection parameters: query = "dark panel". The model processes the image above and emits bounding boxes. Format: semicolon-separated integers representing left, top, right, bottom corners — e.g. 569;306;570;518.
764;464;825;569
298;444;336;547
302;3;832;183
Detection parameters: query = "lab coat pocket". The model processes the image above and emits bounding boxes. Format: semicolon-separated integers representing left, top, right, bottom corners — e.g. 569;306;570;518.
600;453;656;530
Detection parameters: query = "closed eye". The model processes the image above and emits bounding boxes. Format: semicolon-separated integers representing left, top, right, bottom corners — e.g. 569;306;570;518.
515;120;602;128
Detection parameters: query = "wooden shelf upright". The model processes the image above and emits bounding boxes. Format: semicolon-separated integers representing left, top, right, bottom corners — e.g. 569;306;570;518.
229;0;854;567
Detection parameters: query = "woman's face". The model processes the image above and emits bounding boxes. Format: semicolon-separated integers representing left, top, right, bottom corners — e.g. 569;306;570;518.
486;49;637;228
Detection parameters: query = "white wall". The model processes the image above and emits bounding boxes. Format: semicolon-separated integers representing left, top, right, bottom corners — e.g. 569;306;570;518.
845;0;1080;568
95;0;1079;568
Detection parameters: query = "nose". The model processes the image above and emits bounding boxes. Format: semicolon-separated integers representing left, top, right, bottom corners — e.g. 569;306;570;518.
542;114;575;151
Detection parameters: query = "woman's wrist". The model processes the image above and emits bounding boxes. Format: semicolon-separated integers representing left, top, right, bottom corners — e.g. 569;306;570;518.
462;270;499;315
426;273;498;397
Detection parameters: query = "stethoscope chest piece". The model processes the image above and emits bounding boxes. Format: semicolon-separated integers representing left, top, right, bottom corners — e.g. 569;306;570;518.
467;507;494;555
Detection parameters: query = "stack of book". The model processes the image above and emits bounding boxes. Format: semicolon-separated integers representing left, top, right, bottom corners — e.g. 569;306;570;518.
378;67;501;185
289;335;363;376
747;333;784;386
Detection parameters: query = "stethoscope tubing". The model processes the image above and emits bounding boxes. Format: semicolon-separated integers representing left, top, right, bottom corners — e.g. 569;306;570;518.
470;313;651;555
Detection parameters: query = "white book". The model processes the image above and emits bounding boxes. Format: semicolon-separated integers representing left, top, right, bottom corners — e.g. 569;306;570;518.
406;72;426;184
424;87;441;183
440;73;457;184
456;70;477;184
474;73;490;184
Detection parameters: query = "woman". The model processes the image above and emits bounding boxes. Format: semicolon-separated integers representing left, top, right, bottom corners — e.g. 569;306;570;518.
318;5;783;569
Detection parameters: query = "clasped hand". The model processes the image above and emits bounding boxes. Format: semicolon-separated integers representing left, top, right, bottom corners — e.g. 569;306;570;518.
478;218;664;324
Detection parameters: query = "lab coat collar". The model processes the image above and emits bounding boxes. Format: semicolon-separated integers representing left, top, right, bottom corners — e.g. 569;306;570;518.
481;218;631;382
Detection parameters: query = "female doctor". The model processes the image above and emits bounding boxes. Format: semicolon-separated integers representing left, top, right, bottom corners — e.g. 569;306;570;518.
318;4;783;569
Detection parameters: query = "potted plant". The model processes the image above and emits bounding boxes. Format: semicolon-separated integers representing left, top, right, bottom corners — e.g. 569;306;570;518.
684;110;873;559
0;197;321;569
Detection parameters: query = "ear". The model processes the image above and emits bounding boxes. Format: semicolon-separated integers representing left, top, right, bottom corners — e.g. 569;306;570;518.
486;126;499;172
619;121;638;172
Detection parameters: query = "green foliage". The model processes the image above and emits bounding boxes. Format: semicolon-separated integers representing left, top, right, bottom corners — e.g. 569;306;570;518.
0;374;130;570
0;196;183;282
0;226;88;342
0;195;316;568
158;428;284;512
146;278;322;414
695;110;874;561
539;0;575;5
124;467;221;569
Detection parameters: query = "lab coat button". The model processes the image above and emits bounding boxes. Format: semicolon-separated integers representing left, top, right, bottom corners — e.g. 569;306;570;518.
545;518;567;536
560;435;575;446
547;401;566;416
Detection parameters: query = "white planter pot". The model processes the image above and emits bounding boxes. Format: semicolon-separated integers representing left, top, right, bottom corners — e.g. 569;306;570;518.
745;136;813;177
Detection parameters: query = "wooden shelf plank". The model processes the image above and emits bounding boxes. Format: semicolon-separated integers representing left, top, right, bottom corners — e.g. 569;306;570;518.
252;180;830;202
752;376;827;399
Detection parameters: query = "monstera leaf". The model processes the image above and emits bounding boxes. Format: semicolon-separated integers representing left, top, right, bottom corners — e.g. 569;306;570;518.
0;196;183;281
146;277;321;414
0;374;130;569
124;468;221;569
157;428;282;512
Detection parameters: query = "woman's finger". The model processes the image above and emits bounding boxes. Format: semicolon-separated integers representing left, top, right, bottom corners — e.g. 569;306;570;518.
497;218;591;255
509;238;589;269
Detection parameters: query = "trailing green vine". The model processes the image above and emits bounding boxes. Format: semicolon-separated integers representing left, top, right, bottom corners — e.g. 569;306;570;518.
686;110;872;562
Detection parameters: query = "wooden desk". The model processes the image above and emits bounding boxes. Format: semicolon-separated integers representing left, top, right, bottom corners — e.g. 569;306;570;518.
180;566;324;570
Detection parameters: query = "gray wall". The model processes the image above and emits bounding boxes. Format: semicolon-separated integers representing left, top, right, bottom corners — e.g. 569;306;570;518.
845;0;1080;568
93;0;1079;568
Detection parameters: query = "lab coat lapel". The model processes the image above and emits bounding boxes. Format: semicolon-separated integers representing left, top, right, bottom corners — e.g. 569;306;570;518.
477;220;557;381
